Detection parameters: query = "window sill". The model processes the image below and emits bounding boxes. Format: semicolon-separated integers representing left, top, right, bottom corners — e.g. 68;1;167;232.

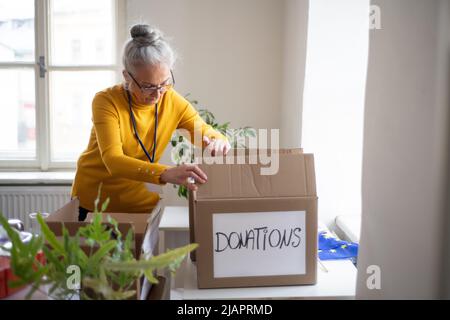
335;215;361;243
0;171;75;186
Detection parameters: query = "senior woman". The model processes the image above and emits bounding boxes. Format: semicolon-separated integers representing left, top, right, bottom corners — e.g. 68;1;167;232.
71;24;230;221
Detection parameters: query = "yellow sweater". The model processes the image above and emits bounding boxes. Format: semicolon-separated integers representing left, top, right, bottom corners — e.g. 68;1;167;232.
71;84;226;213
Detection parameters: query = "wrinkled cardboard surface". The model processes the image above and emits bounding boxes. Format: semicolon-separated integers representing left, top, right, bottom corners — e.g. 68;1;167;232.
197;149;315;199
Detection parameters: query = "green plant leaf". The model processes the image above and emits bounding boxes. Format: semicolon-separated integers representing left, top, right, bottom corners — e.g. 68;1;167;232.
7;278;31;288
144;269;159;284
150;243;198;267
41;245;65;272
78;212;112;246
88;240;117;268
83;268;137;300
167;254;186;275
104;243;198;272
36;214;65;256
101;197;110;213
178;185;188;199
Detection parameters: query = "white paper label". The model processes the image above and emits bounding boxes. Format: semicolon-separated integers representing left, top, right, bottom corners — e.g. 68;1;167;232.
212;210;306;278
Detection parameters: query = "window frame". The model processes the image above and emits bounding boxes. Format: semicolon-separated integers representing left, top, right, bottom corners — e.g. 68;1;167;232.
0;0;125;171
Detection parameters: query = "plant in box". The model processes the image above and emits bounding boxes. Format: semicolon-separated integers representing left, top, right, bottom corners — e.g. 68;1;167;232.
0;188;197;300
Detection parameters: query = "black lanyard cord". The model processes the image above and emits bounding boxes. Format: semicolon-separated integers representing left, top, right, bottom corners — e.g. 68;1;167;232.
126;90;158;163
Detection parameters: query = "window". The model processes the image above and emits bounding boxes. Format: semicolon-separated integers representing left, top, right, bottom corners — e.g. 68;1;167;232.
0;0;121;169
301;0;370;226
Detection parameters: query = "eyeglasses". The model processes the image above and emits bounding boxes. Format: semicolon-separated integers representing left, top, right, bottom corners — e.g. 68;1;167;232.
127;70;175;94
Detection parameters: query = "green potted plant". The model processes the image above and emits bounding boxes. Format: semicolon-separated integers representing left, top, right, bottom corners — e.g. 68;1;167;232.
170;94;257;198
0;188;196;300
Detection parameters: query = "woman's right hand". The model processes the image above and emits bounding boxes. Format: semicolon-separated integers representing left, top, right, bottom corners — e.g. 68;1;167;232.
160;164;208;191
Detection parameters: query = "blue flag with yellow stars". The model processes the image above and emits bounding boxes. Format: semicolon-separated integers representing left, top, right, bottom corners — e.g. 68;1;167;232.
318;231;358;261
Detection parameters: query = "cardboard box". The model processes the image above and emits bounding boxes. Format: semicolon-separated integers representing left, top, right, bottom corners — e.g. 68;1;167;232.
190;148;318;289
46;198;162;258
45;198;164;299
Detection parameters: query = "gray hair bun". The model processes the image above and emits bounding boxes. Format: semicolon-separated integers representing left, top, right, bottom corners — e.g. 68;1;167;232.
123;24;176;71
130;24;162;46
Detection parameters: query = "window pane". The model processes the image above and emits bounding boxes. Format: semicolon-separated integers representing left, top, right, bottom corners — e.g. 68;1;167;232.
0;68;36;159
302;0;369;222
50;0;115;66
50;71;116;161
0;0;35;62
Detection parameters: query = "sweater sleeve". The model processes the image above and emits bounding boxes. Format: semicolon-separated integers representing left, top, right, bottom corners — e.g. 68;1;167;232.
92;93;170;185
173;91;228;148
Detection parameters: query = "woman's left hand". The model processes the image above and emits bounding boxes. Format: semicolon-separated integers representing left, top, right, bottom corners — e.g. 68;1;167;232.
203;136;231;156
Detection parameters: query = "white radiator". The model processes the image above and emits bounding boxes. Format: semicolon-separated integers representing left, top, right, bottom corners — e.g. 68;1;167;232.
0;186;72;231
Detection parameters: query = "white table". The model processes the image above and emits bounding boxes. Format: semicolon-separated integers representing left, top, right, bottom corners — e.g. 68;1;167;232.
158;206;190;254
172;258;356;300
159;206;357;300
157;205;191;287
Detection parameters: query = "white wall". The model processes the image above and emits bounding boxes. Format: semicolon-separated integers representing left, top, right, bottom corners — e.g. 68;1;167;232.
357;0;450;299
437;0;450;299
127;0;284;130
280;0;309;149
127;0;308;206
